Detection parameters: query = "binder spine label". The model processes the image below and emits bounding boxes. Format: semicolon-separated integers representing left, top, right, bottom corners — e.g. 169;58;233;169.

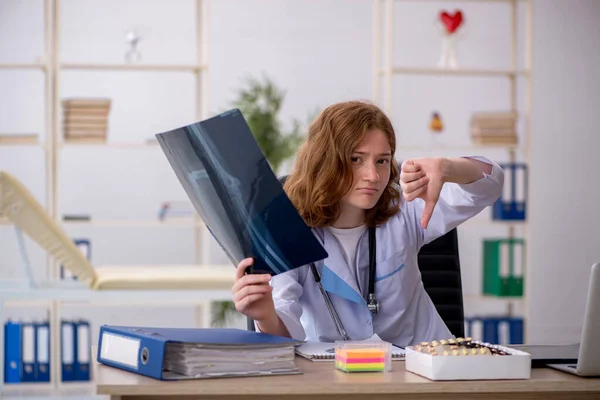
100;332;141;369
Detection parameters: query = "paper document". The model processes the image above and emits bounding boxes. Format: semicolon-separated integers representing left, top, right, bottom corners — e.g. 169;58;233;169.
155;109;329;276
295;334;405;362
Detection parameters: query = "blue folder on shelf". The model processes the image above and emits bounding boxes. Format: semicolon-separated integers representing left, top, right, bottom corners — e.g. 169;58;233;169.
61;320;76;381
492;162;527;221
21;322;36;382
34;321;50;382
97;325;303;381
155;108;328;276
465;316;524;345
75;320;91;381
4;321;23;383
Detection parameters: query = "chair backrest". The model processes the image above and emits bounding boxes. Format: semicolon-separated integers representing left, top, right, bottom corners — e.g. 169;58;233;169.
248;175;465;338
417;228;464;338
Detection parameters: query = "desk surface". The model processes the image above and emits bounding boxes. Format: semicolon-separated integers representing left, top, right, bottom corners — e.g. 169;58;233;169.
95;357;600;400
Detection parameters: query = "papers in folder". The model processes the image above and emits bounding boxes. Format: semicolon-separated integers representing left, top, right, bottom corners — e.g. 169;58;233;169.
163;342;298;379
97;325;303;380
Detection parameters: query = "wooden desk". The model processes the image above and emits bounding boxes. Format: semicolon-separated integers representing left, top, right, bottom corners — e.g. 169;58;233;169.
94;357;600;400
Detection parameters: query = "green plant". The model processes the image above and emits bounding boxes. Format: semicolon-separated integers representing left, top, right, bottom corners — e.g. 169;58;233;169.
211;74;313;328
211;299;239;328
233;74;308;172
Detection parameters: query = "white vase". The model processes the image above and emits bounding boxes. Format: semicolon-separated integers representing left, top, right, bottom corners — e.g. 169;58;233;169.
438;34;459;69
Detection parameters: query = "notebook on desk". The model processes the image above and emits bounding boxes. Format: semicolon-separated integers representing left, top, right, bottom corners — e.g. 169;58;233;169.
296;338;405;362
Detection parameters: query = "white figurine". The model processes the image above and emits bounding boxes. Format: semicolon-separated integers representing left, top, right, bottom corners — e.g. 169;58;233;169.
125;30;142;63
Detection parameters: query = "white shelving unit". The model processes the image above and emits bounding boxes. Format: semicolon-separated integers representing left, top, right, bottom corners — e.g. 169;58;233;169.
372;0;532;338
51;0;211;268
0;0;219;396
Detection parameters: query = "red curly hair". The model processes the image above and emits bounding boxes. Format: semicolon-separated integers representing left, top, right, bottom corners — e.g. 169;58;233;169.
284;100;400;228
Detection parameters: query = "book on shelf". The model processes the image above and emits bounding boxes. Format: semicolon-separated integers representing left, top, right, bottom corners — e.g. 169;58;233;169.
63;108;111;117
63;121;108;129
64;114;110;123
63;135;107;144
62;98;111;109
470;111;518;124
471;135;518;146
64;130;108;137
64;130;107;137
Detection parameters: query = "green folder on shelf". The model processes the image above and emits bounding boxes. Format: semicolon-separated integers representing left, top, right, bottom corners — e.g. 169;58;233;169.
482;238;525;297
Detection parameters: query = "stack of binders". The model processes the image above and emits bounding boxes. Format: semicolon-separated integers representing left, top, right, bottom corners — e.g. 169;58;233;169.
465;317;524;345
482;238;525;297
492;162;528;221
97;325;303;380
3;319;91;384
4;320;49;383
61;319;91;382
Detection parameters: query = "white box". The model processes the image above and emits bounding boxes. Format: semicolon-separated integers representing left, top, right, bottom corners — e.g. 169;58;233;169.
405;342;531;381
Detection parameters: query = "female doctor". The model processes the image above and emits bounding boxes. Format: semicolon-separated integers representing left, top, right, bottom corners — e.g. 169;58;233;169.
231;100;504;346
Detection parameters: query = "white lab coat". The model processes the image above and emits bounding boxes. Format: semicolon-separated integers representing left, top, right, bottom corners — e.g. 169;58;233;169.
268;157;504;346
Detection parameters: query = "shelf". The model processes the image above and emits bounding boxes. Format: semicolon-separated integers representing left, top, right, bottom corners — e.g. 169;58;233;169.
1;381;95;399
383;67;530;77
0;134;41;146
394;0;527;3
464;294;524;302
60;63;206;72
0;63;46;70
397;144;519;152
0;282;232;304
60;142;158;149
462;218;527;227
1;216;525;229
0;142;45;148
62;219;201;228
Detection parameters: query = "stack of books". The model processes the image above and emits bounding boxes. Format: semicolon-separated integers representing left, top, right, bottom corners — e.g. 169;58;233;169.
470;111;518;146
62;98;111;143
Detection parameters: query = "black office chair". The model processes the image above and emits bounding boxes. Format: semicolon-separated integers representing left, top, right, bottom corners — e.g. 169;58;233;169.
417;228;464;338
247;175;465;338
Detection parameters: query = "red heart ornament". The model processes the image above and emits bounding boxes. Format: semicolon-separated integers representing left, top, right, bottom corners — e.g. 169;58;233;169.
440;10;463;34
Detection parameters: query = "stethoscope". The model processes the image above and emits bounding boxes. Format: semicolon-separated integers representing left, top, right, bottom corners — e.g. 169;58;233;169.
309;227;378;341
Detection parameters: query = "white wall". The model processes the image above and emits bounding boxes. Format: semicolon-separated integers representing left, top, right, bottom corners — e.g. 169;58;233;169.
2;0;585;340
526;0;600;343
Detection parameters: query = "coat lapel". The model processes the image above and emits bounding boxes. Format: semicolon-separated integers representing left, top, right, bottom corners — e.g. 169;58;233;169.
319;228;367;306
